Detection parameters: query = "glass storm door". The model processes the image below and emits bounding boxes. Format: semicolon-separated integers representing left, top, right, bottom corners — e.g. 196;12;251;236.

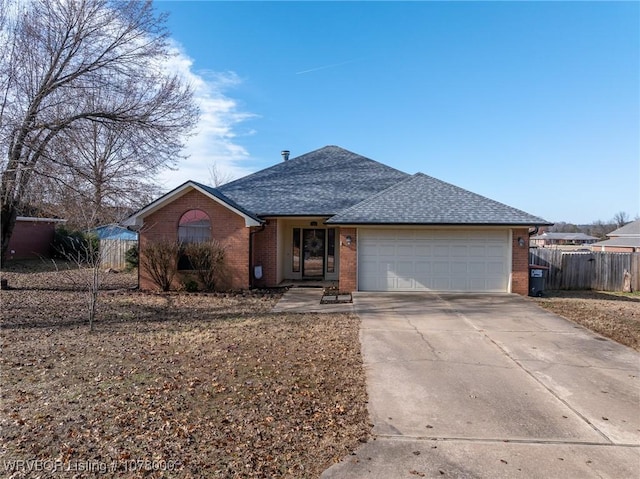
302;229;325;278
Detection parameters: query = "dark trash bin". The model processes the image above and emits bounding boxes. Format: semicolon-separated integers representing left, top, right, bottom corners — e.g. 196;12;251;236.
529;264;549;297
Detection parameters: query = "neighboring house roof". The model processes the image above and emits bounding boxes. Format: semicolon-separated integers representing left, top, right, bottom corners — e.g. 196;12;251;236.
606;219;640;238
327;173;549;225
591;219;640;249
217;145;409;216
591;237;640;248
530;232;599;241
92;225;138;241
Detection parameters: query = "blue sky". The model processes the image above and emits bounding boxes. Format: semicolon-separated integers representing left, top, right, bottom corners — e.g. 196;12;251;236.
155;0;639;225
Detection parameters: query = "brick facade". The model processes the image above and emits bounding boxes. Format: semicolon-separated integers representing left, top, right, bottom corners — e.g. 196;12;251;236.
252;219;278;287
338;228;357;292
139;189;249;291
511;228;530;295
138;190;533;296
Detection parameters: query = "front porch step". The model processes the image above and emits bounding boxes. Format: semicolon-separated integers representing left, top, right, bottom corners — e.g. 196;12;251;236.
320;288;353;304
279;280;338;289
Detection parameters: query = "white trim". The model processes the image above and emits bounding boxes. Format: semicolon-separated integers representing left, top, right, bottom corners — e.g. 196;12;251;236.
123;182;261;228
16;216;67;223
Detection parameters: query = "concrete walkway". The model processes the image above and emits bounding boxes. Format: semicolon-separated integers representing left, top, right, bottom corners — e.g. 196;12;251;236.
322;292;640;479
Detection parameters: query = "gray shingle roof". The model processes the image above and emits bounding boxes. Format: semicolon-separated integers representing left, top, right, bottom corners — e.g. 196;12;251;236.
190;181;262;223
326;173;550;225
217;146;409;216
530;232;599;241
607;219;640;237
592;237;640;248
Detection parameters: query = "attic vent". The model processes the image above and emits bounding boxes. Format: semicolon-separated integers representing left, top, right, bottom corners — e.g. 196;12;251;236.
281;150;290;161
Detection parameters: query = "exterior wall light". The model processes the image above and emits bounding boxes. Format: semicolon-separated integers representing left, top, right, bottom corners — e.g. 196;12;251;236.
345;235;352;246
518;237;526;248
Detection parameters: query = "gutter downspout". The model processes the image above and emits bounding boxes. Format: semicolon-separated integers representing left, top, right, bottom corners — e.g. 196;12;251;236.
249;223;266;289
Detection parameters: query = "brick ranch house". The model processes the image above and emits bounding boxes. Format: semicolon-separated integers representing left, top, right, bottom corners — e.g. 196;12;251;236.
124;146;551;295
590;219;640;253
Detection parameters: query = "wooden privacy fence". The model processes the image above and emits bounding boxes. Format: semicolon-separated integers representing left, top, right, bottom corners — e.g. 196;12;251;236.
100;239;137;269
529;249;640;292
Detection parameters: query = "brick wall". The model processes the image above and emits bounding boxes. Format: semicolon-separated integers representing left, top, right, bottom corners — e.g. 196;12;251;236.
139;189;249;291
338;228;357;292
252;219;278;287
511;228;529;295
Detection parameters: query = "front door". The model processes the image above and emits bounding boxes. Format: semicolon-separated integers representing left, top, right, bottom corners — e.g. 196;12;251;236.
303;229;325;278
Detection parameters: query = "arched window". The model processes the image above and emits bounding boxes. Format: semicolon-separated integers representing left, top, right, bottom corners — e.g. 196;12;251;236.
178;209;211;244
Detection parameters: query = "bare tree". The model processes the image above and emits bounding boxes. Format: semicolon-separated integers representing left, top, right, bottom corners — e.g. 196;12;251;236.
52;230;103;331
587;220;609;239
550;222;580;233
208;161;235;187
42;120;165;227
0;0;198;257
613;211;630;229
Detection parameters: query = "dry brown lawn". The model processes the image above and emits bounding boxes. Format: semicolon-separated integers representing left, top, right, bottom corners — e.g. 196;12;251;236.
531;290;640;351
3;260;638;478
0;261;369;478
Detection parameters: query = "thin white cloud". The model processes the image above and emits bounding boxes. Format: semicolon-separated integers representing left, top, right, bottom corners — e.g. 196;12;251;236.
155;43;257;190
295;59;359;75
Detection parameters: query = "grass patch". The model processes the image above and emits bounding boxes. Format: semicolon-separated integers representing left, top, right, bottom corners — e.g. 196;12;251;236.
533;290;640;350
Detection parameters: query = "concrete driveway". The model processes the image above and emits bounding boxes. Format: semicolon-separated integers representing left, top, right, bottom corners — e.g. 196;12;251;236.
322;293;640;479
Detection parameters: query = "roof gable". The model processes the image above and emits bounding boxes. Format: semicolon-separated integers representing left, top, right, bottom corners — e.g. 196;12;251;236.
217;145;409;216
327;173;550;225
123;181;262;228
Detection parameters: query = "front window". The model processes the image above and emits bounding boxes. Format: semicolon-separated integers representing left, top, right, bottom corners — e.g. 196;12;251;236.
178;209;210;270
178;209;210;244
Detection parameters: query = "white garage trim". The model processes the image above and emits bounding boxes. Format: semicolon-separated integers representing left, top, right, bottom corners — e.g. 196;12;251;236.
357;228;511;292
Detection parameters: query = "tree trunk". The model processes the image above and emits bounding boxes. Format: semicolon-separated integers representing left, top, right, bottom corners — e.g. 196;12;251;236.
1;199;18;260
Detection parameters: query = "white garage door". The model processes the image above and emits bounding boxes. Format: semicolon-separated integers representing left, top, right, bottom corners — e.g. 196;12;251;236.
358;229;510;292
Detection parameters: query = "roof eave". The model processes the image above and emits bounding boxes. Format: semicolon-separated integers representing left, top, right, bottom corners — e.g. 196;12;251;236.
257;213;337;218
325;220;554;227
